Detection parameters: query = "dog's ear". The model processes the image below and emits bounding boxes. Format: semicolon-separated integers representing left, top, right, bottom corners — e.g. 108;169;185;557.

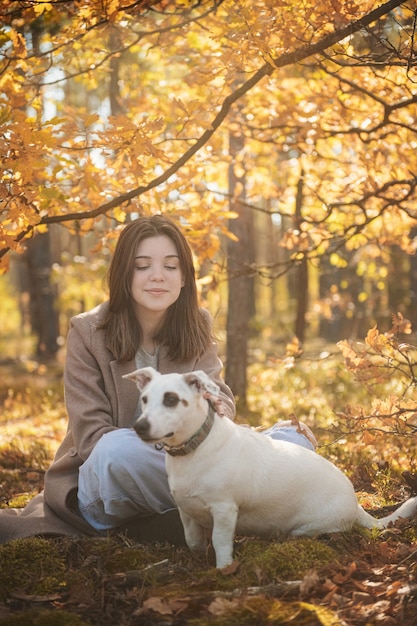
123;367;158;391
183;371;220;398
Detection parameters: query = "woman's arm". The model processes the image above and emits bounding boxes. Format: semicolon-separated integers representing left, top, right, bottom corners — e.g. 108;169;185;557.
64;320;118;461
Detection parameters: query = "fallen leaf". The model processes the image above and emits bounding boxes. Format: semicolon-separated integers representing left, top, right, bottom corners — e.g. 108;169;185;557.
142;596;173;615
300;569;320;597
352;591;374;605
332;561;357;584
208;596;240;616
386;580;406;597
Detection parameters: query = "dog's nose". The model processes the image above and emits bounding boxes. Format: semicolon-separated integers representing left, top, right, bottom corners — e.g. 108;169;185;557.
134;417;150;438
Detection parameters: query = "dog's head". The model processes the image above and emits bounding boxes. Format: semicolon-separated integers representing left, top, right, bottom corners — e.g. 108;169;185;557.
123;367;221;445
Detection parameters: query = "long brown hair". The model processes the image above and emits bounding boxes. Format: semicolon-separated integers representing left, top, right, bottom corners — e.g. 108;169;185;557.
100;214;212;362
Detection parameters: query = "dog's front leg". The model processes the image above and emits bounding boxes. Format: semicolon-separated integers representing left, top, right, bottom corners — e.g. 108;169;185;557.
178;509;207;553
211;503;238;569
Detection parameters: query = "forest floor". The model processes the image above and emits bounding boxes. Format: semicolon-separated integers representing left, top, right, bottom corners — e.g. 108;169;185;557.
0;354;416;626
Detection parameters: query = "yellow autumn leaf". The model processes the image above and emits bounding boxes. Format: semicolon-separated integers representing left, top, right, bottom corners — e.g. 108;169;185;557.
329;253;348;268
112;207;127;223
33;3;53;16
0;256;10;274
35;224;49;234
286;335;302;357
361;430;376;445
9;30;27;58
365;326;390;353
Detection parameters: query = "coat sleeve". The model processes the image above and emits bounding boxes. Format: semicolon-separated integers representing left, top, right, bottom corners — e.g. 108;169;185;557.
64;318;119;461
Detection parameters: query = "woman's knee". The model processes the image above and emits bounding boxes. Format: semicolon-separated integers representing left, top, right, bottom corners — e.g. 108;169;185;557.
82;428;169;493
90;428;150;472
78;428;174;525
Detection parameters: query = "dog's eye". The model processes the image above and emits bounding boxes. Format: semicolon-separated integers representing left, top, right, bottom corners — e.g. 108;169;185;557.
141;395;148;405
163;392;180;407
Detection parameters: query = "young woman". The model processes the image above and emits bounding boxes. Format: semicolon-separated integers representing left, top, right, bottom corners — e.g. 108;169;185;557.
0;214;315;543
41;215;236;541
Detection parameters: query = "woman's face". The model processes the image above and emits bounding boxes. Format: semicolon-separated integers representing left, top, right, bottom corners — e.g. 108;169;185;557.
131;235;184;319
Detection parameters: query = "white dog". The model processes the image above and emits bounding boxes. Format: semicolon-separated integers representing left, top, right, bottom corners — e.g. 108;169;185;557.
124;367;417;569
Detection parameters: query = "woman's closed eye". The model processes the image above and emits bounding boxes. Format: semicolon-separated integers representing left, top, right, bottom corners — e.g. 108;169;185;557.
135;264;179;271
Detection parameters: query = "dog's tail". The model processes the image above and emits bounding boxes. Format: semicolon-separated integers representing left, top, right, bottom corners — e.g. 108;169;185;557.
356;495;417;529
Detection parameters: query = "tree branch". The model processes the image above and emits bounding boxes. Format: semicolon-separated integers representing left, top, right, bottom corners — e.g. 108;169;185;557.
1;0;407;259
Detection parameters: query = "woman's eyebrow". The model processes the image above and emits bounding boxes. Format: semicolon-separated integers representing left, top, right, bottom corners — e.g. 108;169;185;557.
134;254;179;259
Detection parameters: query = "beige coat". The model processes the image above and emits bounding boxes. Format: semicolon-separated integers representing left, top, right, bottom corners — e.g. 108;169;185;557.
0;302;235;543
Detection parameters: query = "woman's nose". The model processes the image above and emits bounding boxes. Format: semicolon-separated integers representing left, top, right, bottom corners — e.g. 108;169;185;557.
150;265;164;280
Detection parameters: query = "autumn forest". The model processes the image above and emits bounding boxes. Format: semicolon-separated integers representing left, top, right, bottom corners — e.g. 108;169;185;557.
1;1;417;624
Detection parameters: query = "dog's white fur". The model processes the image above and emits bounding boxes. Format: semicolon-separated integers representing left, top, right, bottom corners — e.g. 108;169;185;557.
125;367;417;569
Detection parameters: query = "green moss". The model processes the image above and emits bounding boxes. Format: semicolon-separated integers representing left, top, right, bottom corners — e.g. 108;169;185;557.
103;545;162;574
74;536;175;575
238;537;337;582
403;525;417;544
0;538;67;599
0;609;90;626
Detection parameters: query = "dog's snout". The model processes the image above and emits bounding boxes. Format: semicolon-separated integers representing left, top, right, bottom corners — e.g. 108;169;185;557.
134;417;150;439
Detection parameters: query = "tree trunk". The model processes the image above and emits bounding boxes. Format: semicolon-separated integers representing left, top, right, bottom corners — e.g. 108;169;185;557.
388;242;416;330
225;130;253;409
18;23;60;359
23;231;60;359
294;170;308;343
408;229;417;330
